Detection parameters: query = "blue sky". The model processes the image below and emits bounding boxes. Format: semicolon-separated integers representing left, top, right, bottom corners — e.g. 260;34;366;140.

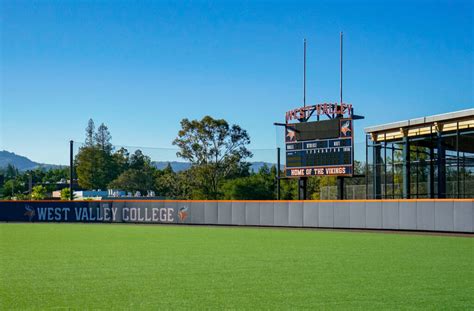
1;0;472;164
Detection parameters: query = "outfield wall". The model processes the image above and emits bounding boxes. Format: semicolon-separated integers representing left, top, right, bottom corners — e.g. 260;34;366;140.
0;200;473;233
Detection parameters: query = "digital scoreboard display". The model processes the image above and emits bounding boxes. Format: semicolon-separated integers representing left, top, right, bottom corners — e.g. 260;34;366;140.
285;119;354;177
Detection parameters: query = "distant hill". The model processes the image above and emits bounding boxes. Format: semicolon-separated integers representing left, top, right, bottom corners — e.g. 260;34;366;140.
0;150;279;173
152;161;192;172
152;161;280;172
0;150;63;171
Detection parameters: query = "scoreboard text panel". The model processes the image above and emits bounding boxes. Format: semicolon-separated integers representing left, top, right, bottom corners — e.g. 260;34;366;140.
285;119;353;177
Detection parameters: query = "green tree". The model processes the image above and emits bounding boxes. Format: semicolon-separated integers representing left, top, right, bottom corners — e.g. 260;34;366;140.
113;147;130;173
222;165;276;200
43;167;69;183
31;185;47;200
5;164;18;179
75;120;119;189
85;118;95;146
173;116;252;199
155;164;178;198
1;179;26;199
95;123;113;153
109;168;155;193
60;188;75;200
129;150;151;170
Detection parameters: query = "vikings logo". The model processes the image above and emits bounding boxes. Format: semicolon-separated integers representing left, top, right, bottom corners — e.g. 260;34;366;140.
340;121;352;136
24;205;35;221
178;206;189;221
286;129;296;142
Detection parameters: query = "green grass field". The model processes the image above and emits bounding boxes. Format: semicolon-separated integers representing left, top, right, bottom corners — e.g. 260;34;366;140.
0;223;472;310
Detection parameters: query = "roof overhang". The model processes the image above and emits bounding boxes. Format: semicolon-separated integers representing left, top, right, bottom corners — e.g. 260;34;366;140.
364;108;474;134
364;109;474;141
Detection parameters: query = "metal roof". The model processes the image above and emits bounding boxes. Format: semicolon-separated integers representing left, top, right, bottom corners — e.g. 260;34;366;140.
364;108;474;133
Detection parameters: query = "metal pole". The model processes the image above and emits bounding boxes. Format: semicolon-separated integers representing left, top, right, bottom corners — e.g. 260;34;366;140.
365;134;368;199
429;126;435;198
463;152;466;197
337;176;344;200
69;140;74;200
392;144;395;198
298;38;307;198
277;147;281;200
456;122;460;198
298;177;307;200
303;38;306;107
340;31;343;105
384;135;387;199
437;129;446;198
402;135;411;199
416;148;419;198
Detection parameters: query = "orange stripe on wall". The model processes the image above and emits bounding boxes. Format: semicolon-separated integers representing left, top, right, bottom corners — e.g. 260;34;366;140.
0;199;473;203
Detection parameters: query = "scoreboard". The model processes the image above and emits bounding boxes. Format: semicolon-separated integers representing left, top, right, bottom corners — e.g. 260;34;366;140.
285;118;353;177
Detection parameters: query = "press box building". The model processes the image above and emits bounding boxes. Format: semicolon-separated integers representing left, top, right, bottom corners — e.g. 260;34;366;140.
364;108;474;199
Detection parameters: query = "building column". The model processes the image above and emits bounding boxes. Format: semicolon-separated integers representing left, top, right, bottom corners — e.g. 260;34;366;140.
428;146;435;198
402;133;411;199
372;143;382;199
436;123;446;198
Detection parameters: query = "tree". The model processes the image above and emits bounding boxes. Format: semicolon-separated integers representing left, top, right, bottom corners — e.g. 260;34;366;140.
113;147;130;173
5;164;18;179
75;120;118;190
108;149;156;193
95;123;113;153
60;188;75;200
129;150;151;170
173;116;252;199
31;185;47;200
222;165;276;200
1;179;26;199
85;118;95;147
42;167;69;184
109;168;155;193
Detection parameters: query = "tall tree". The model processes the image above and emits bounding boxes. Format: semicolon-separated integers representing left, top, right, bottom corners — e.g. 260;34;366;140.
85;118;95;147
95;123;113;153
76;120;118;190
129;150;151;170
173;116;252;199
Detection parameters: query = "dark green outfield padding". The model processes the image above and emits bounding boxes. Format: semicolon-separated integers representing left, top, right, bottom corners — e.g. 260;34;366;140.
0;223;472;310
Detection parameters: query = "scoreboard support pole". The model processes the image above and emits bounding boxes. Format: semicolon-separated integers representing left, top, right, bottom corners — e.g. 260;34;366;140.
298;177;307;200
277;147;281;200
337;176;345;200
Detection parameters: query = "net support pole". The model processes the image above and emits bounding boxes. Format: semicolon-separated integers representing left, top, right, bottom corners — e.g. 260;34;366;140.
69;140;74;201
